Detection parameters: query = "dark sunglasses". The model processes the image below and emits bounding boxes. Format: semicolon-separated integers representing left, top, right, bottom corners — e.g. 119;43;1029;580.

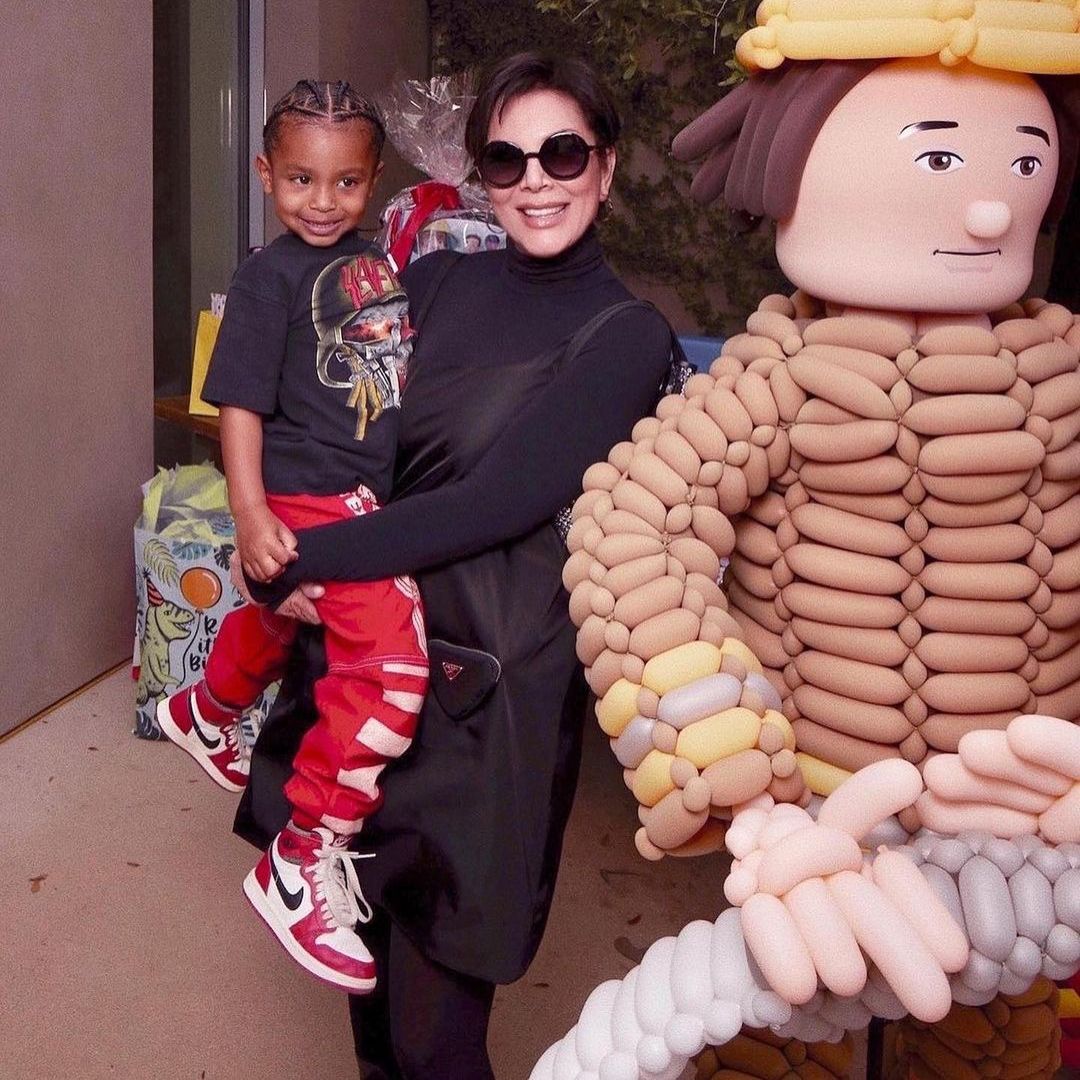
477;131;602;188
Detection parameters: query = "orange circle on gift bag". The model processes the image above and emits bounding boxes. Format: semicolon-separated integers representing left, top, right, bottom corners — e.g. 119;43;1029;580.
179;566;222;610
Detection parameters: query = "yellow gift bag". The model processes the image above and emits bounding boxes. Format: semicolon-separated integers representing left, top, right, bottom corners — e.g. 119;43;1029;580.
188;309;222;417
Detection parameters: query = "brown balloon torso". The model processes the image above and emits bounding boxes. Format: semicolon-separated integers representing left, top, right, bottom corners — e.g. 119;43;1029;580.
724;297;1080;774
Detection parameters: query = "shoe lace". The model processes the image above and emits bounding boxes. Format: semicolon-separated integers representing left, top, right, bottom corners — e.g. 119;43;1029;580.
223;720;251;775
312;836;375;930
239;709;263;746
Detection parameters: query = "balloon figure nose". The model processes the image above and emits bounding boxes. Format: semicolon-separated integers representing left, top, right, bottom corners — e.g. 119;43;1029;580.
966;200;1012;239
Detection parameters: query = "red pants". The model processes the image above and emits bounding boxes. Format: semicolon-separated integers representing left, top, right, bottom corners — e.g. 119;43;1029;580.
204;488;428;835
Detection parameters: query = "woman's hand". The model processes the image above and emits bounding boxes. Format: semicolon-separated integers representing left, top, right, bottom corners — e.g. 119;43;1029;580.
229;551;325;624
274;583;325;625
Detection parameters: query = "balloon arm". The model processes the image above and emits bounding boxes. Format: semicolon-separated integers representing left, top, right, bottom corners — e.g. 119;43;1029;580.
530;826;1080;1080
531;714;1080;1080
567;346;800;858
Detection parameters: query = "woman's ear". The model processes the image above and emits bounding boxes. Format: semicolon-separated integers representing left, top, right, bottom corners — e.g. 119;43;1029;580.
599;146;617;202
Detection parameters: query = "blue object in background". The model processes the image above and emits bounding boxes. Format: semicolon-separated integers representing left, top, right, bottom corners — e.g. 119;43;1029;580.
677;335;725;372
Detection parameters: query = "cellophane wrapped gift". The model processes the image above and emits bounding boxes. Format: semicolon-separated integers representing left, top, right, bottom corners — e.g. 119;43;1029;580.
376;74;505;270
132;463;276;741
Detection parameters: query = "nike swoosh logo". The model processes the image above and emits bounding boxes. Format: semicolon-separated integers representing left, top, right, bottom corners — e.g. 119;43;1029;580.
190;711;222;751
270;850;305;911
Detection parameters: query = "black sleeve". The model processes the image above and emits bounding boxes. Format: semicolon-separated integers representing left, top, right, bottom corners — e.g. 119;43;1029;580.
201;264;289;414
249;306;673;603
399;250;461;329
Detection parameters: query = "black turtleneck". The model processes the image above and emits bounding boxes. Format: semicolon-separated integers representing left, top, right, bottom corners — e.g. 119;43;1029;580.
251;227;673;600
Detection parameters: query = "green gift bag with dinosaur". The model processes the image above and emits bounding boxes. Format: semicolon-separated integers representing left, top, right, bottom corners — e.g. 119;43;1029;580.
132;464;276;740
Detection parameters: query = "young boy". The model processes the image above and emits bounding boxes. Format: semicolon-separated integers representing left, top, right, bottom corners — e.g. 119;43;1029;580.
157;80;428;994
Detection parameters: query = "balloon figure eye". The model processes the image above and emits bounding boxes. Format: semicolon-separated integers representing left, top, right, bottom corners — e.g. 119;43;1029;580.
1012;156;1041;178
916;151;964;173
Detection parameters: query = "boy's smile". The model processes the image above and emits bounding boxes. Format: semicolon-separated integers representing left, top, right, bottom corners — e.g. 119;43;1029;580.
256;119;383;247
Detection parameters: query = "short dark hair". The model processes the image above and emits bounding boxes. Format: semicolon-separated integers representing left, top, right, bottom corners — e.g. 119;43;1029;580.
1037;74;1080;226
465;51;620;165
673;62;1080;228
263;79;385;158
672;61;877;222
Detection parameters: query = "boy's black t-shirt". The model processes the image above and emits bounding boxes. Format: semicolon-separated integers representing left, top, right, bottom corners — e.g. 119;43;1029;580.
202;231;411;501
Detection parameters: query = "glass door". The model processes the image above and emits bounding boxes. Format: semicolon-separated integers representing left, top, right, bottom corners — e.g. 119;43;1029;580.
153;0;259;464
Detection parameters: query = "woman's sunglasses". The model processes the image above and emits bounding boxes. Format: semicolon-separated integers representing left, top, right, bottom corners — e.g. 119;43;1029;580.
477;132;602;188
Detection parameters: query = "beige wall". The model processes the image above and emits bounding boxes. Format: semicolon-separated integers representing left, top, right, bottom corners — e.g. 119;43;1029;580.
0;4;154;732
262;0;429;240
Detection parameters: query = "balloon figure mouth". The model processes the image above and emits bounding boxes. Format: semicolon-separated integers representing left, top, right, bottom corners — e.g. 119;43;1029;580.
932;248;1002;256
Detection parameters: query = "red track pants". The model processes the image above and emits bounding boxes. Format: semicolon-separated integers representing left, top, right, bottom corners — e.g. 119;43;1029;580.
203;488;428;835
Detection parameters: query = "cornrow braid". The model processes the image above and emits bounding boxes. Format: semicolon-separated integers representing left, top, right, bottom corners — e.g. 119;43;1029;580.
263;79;386;157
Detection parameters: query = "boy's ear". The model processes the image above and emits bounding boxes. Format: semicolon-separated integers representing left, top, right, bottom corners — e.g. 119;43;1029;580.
255;153;274;194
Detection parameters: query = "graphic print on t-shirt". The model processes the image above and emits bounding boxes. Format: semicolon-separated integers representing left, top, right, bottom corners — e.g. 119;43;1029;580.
312;255;414;440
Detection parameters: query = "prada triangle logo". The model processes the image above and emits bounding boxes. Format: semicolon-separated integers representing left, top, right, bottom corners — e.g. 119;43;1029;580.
442;661;464;681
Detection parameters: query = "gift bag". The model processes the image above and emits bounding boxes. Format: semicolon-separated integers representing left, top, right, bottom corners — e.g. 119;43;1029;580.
132;463;277;740
188;293;226;417
376;74;505;270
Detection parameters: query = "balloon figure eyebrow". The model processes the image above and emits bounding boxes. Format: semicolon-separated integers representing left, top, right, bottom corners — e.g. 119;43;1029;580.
1017;125;1050;145
899;120;959;139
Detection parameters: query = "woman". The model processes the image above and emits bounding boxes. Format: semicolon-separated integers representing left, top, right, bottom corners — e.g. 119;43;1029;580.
235;51;683;1079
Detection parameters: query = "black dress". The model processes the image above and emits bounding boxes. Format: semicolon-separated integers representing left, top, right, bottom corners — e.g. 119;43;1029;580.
236;228;676;983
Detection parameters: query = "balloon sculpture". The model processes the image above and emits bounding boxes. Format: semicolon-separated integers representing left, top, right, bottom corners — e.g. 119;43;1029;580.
533;3;1080;1078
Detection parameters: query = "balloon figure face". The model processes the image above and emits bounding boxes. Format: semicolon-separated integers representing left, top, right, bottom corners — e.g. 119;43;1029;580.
775;58;1059;315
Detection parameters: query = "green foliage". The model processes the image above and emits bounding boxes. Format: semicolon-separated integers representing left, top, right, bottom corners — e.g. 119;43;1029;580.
428;0;789;334
143;539;180;588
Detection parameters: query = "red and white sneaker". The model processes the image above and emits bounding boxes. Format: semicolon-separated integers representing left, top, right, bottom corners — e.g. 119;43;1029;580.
156;684;250;793
243;823;376;993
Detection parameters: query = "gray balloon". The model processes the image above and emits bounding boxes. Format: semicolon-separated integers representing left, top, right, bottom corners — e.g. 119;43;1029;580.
1028;844;1069;884
960;856;1016;963
980;835;1025;878
929;838;975;875
960;949;1003;994
1010;862;1056;943
657;673;742;729
922;862;967;932
1045;923;1080;967
1053;868;1080;929
612;714;656;769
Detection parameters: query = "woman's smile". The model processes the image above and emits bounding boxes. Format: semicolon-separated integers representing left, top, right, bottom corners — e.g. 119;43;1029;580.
520;203;568;223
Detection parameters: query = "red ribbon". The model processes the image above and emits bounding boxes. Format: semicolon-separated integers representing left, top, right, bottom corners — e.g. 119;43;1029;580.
388;181;462;270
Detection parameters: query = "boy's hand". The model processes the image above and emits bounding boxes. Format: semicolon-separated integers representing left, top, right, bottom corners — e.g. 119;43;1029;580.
234;503;298;582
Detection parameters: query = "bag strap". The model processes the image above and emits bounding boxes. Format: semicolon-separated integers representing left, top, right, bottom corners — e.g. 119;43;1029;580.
559;299;690;395
557;299;655;373
551;299;684;546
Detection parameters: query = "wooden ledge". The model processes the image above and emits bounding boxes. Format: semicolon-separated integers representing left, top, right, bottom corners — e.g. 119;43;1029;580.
154;396;220;441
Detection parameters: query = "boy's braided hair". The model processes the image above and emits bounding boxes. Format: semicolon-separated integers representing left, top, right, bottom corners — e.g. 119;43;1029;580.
263;79;385;157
